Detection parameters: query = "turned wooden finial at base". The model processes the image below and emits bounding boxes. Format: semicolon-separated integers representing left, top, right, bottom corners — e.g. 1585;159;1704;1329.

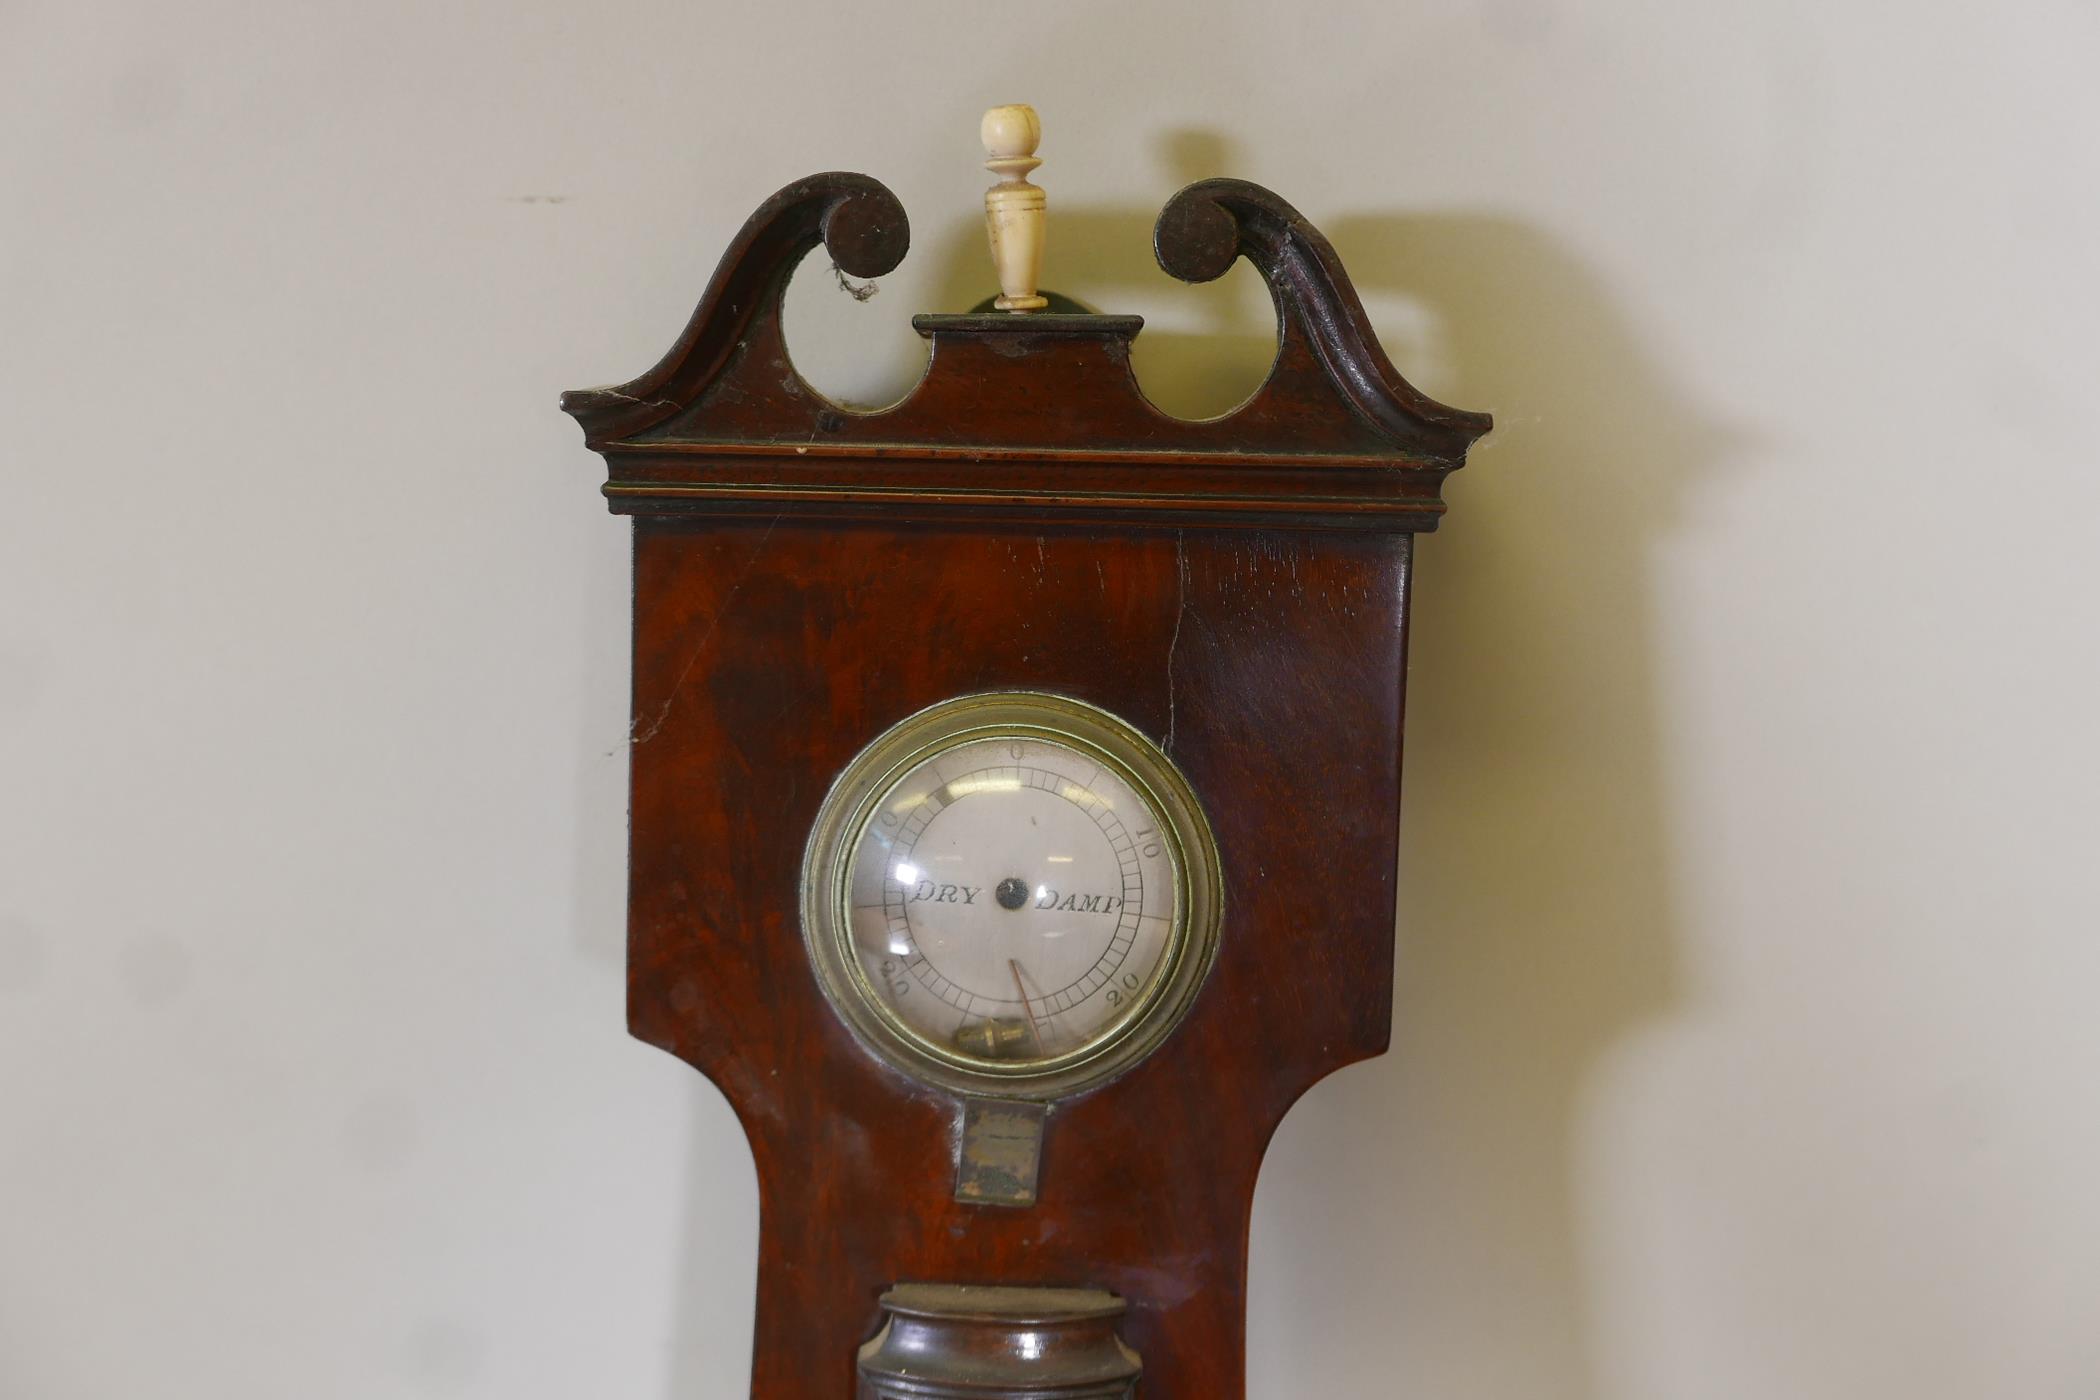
982;104;1048;312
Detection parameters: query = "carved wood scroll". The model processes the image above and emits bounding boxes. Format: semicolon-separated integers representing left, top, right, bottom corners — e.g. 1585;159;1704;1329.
562;172;1490;531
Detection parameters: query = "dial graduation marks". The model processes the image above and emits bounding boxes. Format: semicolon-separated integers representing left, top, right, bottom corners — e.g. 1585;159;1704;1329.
802;692;1222;1101
847;737;1173;1063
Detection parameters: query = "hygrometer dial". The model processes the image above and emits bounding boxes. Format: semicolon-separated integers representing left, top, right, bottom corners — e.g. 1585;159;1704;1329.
802;693;1220;1099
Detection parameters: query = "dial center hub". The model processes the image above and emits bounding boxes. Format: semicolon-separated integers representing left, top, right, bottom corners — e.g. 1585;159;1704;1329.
840;730;1179;1068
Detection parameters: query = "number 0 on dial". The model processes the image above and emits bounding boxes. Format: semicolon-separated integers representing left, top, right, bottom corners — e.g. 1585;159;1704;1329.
801;693;1222;1099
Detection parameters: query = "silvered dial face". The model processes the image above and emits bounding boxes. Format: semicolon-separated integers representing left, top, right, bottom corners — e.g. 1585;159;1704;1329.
843;735;1180;1067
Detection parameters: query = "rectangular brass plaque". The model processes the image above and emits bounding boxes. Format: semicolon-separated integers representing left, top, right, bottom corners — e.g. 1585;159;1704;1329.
954;1100;1046;1207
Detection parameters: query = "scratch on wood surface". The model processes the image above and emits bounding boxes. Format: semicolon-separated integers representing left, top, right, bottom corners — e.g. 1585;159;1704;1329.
591;388;680;414
630;514;782;746
1165;529;1188;754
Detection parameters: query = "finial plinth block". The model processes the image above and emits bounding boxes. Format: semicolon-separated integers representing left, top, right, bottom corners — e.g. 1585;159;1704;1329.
982;104;1048;312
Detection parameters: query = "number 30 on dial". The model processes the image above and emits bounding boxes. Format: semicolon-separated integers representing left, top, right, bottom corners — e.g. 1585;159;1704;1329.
801;692;1222;1100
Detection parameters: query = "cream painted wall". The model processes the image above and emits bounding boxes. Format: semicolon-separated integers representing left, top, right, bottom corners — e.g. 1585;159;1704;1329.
4;2;2096;1396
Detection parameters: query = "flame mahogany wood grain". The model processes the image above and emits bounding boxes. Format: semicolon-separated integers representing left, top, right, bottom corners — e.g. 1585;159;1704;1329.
629;519;1409;1397
565;170;1490;1397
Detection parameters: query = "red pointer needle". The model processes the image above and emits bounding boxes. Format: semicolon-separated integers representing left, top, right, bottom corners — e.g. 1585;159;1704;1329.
1010;958;1045;1054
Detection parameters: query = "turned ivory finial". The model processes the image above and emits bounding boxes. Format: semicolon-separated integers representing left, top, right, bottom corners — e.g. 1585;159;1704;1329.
982;104;1047;312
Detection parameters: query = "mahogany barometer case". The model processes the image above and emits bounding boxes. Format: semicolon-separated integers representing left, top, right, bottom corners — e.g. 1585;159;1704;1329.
562;151;1489;1398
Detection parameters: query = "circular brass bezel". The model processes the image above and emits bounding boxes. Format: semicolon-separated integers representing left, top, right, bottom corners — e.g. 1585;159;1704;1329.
800;691;1222;1101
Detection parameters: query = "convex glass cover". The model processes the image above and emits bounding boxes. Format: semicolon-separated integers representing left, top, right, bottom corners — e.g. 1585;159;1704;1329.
802;693;1221;1099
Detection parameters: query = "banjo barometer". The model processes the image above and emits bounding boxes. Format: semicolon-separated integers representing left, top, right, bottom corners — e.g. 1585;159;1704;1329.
562;107;1491;1398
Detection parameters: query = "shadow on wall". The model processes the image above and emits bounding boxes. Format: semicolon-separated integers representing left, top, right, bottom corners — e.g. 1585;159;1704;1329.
637;132;1728;1398
782;130;1289;420
1245;219;1726;1394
